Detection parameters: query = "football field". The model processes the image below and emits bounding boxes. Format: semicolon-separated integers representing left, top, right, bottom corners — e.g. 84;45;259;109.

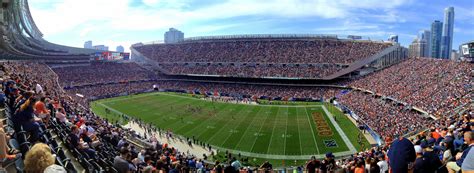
91;92;366;161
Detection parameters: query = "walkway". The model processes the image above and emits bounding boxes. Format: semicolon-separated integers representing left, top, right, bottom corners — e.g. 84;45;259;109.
123;121;215;159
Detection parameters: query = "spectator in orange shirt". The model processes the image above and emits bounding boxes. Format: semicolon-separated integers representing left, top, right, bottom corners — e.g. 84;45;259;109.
431;128;441;140
354;159;365;173
34;97;51;126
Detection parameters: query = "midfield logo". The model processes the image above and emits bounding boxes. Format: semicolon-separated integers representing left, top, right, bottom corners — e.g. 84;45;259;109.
323;140;338;147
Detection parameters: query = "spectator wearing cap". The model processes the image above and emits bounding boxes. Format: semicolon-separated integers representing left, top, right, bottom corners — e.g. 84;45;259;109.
413;145;425;173
421;141;443;173
447;131;474;173
387;136;416;173
114;147;132;173
321;152;336;172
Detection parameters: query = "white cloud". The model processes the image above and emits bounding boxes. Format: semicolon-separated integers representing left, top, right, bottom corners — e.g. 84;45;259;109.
28;0;413;49
30;0;411;35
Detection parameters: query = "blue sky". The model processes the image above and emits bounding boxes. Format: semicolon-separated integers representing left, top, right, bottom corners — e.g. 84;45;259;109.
29;0;473;52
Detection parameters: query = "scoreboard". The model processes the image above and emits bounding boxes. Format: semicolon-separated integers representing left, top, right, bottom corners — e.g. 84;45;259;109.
469;43;474;57
461;42;474;62
93;51;130;61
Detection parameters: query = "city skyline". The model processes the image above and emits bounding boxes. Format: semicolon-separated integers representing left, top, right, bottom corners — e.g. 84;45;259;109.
29;0;473;52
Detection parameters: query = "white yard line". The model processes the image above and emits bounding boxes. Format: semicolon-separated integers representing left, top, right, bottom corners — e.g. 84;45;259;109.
233;106;266;150
206;106;247;143
249;107;275;153
283;106;289;155
295;108;304;155
218;106;259;147
265;107;281;154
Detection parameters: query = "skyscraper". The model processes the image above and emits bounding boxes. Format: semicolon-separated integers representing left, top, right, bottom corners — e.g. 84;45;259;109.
84;40;93;49
430;20;443;58
441;7;454;59
409;38;429;57
164;28;184;44
418;30;431;57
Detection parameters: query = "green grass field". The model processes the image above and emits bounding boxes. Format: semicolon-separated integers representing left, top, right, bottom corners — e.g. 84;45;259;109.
91;92;367;165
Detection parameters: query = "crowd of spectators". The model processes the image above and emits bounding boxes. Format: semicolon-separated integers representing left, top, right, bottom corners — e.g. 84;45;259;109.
160;63;344;79
52;62;158;87
135;39;390;78
337;91;433;138
349;57;472;117
135;39;390;64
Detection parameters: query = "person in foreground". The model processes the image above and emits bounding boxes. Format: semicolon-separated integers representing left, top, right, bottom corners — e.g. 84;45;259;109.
24;143;66;173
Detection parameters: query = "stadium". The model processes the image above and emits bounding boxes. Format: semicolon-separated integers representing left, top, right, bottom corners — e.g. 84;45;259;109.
0;0;472;173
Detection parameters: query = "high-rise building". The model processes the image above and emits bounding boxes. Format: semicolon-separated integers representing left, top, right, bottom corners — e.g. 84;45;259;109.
164;28;184;44
441;7;455;59
388;35;398;43
450;50;459;61
418;30;431;57
430;20;443;58
116;45;124;53
409;38;429;57
84;41;93;49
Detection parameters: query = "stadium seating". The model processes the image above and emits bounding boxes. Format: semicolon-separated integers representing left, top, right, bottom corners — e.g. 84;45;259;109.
134;39;391;79
348;57;472;117
0;57;472;172
52;62;158;87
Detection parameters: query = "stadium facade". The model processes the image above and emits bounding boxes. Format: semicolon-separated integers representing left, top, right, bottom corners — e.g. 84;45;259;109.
0;0;102;63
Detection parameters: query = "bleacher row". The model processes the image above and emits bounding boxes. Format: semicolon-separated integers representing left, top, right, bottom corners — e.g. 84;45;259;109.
134;39;391;79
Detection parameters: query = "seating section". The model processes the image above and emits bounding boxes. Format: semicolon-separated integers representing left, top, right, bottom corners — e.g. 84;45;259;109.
160;63;344;79
52;62;158;87
348;57;473;117
337;91;433;137
135;39;391;78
